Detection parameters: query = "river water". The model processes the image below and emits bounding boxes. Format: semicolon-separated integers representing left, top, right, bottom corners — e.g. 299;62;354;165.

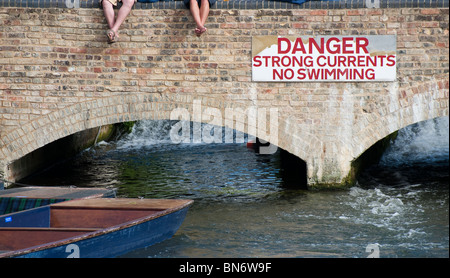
21;117;449;258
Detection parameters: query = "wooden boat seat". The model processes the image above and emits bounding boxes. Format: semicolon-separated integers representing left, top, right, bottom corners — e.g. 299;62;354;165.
50;207;163;229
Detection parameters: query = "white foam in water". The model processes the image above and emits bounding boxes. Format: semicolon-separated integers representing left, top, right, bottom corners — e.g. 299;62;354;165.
116;120;253;150
380;116;449;166
343;185;411;233
116;120;174;149
349;186;404;216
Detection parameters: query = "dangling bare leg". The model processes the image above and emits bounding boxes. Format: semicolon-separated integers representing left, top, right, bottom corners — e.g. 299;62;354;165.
110;0;134;40
189;0;210;36
102;0;116;42
102;0;135;43
199;0;210;27
189;0;203;35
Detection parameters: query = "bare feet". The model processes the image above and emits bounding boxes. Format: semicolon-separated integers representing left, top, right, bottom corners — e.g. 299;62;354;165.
195;26;207;36
106;29;116;43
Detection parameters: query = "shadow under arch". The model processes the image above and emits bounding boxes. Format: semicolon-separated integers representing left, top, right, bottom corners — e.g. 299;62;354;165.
355;116;449;188
13;118;310;193
351;115;449;185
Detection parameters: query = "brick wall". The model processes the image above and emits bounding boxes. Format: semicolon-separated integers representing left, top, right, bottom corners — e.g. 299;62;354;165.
0;2;448;186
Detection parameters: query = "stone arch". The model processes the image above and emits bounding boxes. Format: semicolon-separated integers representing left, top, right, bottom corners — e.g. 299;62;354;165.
350;76;449;163
0;92;320;180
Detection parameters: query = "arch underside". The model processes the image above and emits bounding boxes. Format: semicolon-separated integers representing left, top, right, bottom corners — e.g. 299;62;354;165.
350;78;449;163
0;93;316;164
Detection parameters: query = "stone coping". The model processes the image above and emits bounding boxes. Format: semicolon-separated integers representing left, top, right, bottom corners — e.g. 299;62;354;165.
0;0;448;9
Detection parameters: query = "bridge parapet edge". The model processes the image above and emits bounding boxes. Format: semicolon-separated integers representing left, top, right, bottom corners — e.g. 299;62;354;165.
0;0;448;9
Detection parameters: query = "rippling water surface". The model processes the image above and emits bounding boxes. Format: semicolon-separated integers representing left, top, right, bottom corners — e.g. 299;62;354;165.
21;117;449;258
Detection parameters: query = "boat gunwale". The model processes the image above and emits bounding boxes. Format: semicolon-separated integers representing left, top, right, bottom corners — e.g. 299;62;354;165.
0;198;193;258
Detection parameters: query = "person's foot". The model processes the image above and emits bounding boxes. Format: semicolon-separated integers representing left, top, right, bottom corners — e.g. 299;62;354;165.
195;26;207;36
106;29;116;43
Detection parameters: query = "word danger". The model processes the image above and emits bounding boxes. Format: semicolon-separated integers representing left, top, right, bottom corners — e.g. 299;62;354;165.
252;36;396;82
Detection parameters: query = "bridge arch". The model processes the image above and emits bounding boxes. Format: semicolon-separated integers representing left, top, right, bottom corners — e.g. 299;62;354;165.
2;75;447;187
0;92;321;182
350;76;449;164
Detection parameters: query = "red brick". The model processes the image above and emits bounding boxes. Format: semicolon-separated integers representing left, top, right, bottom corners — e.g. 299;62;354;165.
310;10;327;16
70;48;87;54
105;48;122;55
105;61;122;67
187;63;200;69
347;10;365;16
420;9;440;15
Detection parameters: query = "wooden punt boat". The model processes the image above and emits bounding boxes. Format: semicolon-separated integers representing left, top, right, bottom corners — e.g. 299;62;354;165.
0;198;193;258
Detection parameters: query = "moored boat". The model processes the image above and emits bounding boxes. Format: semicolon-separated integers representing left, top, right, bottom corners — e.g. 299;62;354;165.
0;198;193;258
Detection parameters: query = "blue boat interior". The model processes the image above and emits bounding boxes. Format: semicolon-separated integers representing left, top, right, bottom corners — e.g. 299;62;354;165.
0;203;166;254
0;205;51;228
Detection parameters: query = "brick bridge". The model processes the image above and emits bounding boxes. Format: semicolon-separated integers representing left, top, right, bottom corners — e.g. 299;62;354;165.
0;0;448;188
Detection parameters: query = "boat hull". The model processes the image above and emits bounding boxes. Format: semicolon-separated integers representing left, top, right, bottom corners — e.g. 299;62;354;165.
12;206;189;258
0;198;193;258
